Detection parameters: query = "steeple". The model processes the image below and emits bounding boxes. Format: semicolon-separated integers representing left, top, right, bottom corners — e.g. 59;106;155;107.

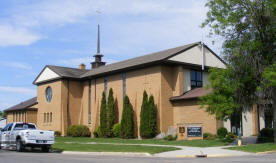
91;11;105;69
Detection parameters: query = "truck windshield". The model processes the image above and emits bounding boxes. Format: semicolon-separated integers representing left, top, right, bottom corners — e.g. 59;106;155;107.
14;124;36;130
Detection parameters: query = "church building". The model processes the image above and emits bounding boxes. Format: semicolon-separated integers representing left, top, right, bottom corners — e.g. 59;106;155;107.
5;24;268;139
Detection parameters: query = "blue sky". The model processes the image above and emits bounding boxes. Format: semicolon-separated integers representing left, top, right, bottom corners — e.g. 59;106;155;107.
0;0;223;111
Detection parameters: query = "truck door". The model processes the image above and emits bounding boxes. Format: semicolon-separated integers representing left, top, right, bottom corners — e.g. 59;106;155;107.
1;123;11;147
6;123;13;146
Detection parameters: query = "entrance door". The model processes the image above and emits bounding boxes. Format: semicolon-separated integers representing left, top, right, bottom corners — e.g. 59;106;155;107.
231;111;243;136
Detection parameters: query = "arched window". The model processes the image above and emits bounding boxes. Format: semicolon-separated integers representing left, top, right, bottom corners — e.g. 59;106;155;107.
45;87;53;103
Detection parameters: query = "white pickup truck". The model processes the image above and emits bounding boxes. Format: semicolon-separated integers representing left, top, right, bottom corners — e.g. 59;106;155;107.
0;122;55;152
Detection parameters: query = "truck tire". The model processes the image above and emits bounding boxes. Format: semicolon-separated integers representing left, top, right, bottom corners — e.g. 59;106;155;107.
42;146;50;152
16;139;24;152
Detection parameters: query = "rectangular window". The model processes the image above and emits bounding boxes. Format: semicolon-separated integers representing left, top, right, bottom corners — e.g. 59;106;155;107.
47;113;49;123
104;77;107;96
190;70;202;89
44;113;46;123
122;73;126;98
50;112;52;123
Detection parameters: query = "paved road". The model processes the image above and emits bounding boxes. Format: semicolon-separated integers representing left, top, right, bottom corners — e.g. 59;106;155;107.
0;150;276;163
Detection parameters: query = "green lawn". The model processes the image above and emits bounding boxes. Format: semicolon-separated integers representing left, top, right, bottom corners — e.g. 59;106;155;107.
227;143;276;153
52;142;180;154
55;137;230;147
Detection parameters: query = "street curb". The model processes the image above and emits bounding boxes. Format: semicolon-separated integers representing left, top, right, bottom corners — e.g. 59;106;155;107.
175;154;232;158
257;150;276;154
62;151;152;157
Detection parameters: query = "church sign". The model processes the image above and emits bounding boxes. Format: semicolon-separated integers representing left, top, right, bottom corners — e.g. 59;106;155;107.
187;126;202;137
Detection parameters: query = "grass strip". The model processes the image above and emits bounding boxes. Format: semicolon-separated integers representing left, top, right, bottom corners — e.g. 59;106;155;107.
55;137;230;147
53;142;180;154
227;143;276;153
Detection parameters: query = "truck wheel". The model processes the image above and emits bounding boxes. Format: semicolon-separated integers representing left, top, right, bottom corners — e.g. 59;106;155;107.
16;139;24;152
42;146;50;152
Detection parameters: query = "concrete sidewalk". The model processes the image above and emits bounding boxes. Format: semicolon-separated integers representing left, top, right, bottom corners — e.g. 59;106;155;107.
153;146;253;158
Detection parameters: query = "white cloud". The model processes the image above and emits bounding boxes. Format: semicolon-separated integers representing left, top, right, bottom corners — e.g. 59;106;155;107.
1;61;32;70
0;25;41;47
0;86;36;96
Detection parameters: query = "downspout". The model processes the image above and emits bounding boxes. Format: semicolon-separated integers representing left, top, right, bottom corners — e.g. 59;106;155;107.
201;42;205;70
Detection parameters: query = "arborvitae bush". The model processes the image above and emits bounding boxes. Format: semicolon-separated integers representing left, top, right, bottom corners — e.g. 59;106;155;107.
106;88;115;137
140;91;149;138
140;91;158;138
148;95;158;138
121;95;134;139
100;91;107;137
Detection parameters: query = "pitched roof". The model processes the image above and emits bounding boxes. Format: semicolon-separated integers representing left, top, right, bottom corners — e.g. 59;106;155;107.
34;41;225;84
47;65;89;78
170;88;213;101
4;97;38;112
81;42;200;78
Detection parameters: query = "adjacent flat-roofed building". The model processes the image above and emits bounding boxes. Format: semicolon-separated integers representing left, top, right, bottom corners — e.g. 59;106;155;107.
5;97;38;124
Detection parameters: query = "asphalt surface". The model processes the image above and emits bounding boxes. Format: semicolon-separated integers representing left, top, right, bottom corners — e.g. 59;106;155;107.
0;150;276;163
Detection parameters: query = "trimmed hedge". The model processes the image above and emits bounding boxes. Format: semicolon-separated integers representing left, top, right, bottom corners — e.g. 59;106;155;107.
217;127;228;138
258;128;274;143
55;131;61;137
67;125;91;137
203;133;217;140
112;123;121;137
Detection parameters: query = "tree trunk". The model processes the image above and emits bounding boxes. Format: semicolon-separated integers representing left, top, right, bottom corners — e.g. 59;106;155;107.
273;88;276;144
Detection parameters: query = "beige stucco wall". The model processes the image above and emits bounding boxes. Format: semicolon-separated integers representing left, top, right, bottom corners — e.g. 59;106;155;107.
6;112;13;124
88;66;163;137
26;110;37;124
37;80;63;133
172;99;221;140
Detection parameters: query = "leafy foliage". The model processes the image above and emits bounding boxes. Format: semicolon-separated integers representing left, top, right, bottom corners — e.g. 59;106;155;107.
199;68;240;120
100;91;107;137
67;125;91;137
202;0;276;143
258;128;274;143
140;91;158;138
217;127;228;139
106;88;115;137
263;62;276;87
55;131;61;137
112;123;121;138
0;111;6;118
148;95;158;138
120;95;134;139
140;91;149;138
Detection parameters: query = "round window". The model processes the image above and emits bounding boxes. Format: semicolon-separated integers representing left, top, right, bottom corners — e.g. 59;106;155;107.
45;87;52;103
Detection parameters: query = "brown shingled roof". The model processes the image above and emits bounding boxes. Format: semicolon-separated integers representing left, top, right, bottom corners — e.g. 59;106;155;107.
4;97;38;112
81;42;200;78
170;88;213;101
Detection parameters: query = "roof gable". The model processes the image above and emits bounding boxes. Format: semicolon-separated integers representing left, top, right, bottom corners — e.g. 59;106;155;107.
34;67;60;84
4;97;38;112
168;44;226;69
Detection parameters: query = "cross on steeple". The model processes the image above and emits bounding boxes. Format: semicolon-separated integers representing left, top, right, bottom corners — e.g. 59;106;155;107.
91;10;106;69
